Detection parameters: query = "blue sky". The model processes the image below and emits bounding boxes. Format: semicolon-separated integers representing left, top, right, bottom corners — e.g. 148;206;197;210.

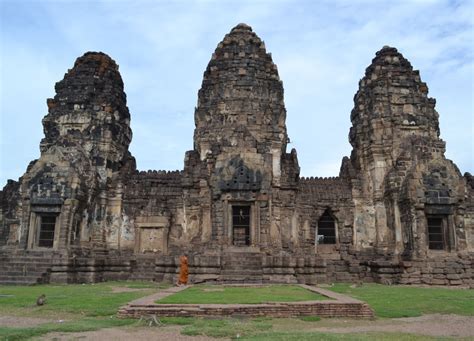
1;0;473;186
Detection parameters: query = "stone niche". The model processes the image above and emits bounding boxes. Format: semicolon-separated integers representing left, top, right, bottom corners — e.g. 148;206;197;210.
134;216;170;254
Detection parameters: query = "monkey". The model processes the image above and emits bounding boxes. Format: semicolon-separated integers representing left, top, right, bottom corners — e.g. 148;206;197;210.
36;294;46;306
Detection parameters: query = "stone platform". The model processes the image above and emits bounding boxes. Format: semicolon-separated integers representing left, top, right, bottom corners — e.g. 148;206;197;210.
117;284;374;319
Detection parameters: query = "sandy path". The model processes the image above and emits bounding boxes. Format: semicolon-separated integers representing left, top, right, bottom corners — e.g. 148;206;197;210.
34;325;226;341
0;315;56;328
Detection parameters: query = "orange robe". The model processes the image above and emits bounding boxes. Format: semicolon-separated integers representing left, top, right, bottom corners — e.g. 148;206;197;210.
178;255;189;285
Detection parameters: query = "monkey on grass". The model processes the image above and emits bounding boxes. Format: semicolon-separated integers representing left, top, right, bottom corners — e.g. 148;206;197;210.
36;294;46;306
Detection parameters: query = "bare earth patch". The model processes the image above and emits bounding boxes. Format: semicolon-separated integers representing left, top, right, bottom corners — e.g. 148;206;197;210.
30;314;474;340
34;325;226;341
109;286;149;294
0;315;57;328
276;314;474;338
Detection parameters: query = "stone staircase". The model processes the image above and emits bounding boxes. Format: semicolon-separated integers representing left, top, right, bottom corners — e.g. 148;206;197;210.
129;255;157;281
0;250;54;285
219;248;263;283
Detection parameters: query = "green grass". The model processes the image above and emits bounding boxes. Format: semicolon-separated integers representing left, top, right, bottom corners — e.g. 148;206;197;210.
159;316;195;325
1;282;472;340
329;283;474;318
0;281;161;340
0;281;160;318
157;284;328;304
298;315;321;322
0;317;136;341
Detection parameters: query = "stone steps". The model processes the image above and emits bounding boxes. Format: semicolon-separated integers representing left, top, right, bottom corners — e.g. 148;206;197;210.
129;258;157;281
219;252;263;283
0;251;53;285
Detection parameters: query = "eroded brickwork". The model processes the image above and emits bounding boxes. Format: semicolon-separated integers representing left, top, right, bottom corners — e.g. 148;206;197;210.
0;25;472;286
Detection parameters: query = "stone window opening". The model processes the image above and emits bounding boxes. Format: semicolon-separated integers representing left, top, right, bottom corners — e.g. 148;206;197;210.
427;216;448;250
317;210;337;245
37;214;57;248
232;205;251;246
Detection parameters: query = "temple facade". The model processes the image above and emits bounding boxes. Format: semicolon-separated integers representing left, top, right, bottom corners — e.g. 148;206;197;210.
1;24;472;285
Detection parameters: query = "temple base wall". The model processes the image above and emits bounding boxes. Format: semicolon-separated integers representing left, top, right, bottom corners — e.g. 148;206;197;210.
2;249;472;287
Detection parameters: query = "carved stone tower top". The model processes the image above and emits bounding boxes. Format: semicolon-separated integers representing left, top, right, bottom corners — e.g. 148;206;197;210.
41;52;133;181
193;23;288;161
349;46;442;167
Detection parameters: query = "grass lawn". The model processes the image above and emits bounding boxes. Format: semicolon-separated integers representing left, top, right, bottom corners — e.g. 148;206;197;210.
0;280;166;318
0;281;165;340
0;282;472;340
0;318;135;341
328;283;474;318
157;284;328;304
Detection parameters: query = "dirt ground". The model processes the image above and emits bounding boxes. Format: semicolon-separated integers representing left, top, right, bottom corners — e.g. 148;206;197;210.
35;325;225;341
23;314;474;340
0;315;55;328
275;314;474;338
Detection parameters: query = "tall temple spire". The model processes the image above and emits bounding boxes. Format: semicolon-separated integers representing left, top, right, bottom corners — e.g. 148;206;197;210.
40;52;132;173
193;23;287;158
349;46;440;153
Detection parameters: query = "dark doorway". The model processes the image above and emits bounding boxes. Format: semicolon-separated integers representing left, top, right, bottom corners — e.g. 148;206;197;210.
38;215;56;248
427;217;445;250
317;210;336;244
232;205;250;246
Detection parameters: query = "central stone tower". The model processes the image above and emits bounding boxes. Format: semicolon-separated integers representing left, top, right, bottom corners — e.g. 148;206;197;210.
194;23;289;185
182;23;299;252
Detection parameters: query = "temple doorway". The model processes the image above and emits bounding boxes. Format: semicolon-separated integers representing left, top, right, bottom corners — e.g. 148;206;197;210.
37;215;56;248
232;205;250;246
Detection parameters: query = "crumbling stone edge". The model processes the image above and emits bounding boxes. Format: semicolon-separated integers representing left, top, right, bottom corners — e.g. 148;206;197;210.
117;284;375;319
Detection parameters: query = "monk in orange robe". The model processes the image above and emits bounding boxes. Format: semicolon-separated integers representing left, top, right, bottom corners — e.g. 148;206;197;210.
177;255;189;286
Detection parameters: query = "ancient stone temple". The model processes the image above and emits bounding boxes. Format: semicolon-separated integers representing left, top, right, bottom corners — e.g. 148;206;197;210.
1;24;473;285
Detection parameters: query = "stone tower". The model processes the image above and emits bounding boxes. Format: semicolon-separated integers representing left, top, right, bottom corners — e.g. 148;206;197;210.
41;52;133;176
183;23;299;252
7;52;134;251
346;46;468;257
194;23;289;186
